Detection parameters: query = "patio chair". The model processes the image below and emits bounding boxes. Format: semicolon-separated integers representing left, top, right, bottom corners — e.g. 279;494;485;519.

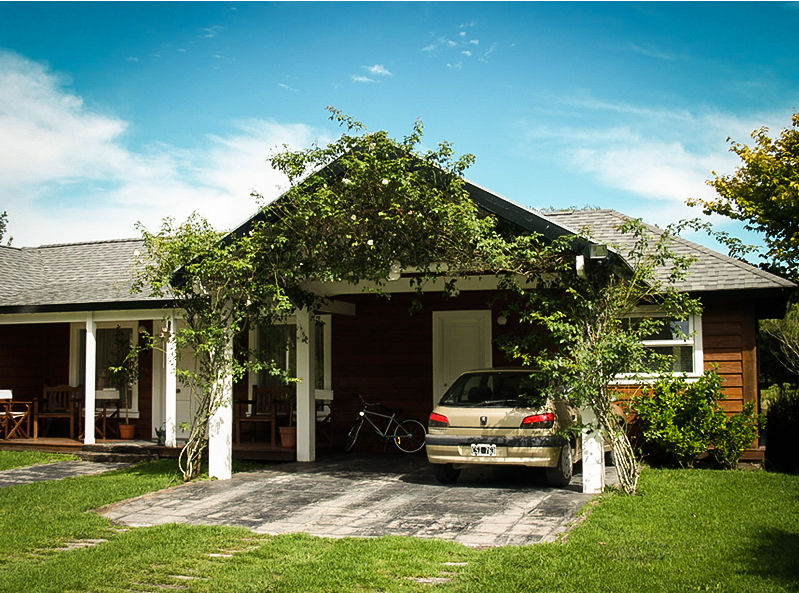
77;399;121;440
235;385;284;446
3;400;33;439
36;385;82;439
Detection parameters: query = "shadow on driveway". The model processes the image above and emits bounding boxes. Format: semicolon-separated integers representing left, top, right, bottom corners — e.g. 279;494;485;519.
100;453;617;547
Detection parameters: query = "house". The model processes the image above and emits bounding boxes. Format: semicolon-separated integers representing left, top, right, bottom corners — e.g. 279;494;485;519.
0;183;793;477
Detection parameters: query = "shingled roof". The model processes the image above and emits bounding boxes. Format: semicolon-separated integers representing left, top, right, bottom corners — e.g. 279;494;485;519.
0;239;164;313
546;209;795;293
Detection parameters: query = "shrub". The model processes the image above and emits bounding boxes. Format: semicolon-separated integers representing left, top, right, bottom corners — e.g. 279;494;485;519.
711;401;760;469
633;370;761;469
764;383;799;473
633;371;725;468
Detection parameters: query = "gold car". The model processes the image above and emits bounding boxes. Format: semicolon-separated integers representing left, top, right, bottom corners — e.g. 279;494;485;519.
425;369;580;486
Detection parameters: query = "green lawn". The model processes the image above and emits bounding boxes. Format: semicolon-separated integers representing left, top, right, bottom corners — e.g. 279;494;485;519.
0;449;78;471
0;462;796;592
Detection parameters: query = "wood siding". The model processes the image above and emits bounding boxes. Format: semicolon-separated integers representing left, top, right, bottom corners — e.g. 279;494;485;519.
0;323;69;400
330;291;512;451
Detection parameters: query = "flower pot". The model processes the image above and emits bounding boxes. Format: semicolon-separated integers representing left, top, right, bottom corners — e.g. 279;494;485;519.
279;426;296;449
119;423;136;440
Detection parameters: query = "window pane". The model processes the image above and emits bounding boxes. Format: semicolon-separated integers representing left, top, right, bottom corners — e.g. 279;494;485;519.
258;324;297;393
649;346;694;373
624;318;690;341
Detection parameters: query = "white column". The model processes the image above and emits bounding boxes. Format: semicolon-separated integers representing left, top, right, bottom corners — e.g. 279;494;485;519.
83;312;97;445
208;336;233;480
163;316;177;448
296;308;316;462
581;406;605;494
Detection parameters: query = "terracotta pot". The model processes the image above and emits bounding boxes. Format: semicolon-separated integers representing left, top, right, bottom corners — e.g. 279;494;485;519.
279;426;296;449
119;423;136;440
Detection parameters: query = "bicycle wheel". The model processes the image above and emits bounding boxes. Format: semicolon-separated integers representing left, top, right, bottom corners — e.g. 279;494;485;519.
344;418;363;453
393;418;427;453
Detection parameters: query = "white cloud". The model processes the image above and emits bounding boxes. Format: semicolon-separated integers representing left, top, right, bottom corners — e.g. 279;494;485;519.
520;95;794;228
461;50;472;57
199;25;223;39
365;64;392;76
627;43;675;61
0;52;325;246
351;75;374;83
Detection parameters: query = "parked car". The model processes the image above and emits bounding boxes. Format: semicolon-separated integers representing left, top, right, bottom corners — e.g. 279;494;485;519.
425;368;581;486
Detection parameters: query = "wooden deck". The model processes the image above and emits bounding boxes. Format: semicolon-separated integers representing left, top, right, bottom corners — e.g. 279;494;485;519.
0;437;300;461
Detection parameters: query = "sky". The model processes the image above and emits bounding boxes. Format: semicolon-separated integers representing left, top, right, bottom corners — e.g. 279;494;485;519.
1;2;798;254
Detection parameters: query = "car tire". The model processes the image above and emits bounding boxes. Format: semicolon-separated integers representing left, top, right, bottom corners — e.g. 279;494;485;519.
433;463;461;484
546;443;574;487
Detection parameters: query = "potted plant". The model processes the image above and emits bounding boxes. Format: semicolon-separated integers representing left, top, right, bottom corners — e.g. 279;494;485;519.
108;326;139;440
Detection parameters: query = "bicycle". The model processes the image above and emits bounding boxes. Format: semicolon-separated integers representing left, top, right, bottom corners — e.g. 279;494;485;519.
344;393;427;454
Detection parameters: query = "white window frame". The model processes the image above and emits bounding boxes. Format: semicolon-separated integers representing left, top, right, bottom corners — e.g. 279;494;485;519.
613;307;703;384
69;321;141;417
248;314;333;400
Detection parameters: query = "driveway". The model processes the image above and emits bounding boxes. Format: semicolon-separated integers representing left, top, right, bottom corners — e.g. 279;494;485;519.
101;454;618;547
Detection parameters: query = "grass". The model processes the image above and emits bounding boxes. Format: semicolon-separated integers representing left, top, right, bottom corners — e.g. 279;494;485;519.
0;462;796;592
0;450;78;471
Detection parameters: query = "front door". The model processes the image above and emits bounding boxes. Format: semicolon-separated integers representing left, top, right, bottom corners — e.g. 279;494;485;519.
432;310;492;406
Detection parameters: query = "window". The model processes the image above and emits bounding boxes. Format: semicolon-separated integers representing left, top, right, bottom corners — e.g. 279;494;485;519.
617;310;703;380
255;315;332;397
72;323;139;413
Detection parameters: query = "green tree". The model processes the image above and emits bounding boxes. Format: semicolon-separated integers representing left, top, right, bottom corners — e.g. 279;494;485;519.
0;211;9;245
497;218;700;494
688;112;799;281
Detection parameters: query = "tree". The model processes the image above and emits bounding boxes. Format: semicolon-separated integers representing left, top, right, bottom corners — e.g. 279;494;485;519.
0;211;9;245
688;112;799;281
497;218;699;494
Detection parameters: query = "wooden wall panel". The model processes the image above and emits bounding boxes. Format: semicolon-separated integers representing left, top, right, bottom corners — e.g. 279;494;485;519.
135;320;153;440
330;290;512;451
0;324;69;400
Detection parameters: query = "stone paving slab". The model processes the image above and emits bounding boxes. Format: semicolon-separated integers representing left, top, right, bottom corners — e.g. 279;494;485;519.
0;460;132;488
100;455;618;547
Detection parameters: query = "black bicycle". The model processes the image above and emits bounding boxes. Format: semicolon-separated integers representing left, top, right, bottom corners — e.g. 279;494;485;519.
344;393;427;454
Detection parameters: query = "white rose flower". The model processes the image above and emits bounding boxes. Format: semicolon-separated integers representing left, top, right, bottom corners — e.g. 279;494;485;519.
381;179;389;185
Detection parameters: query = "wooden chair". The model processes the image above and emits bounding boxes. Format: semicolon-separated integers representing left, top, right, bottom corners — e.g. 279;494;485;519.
36;385;82;439
235;386;285;446
77;400;121;440
2;401;33;439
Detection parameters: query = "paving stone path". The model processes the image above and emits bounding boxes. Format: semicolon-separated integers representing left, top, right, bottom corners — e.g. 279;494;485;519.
0;461;131;488
101;455;618;547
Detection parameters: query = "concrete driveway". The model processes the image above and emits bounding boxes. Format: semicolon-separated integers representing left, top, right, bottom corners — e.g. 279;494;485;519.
101;454;617;547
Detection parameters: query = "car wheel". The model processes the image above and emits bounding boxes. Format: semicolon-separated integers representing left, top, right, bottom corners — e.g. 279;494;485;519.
546;443;574;487
433;463;461;484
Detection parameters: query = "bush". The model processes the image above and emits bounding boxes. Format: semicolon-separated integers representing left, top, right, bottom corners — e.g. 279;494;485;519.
711;402;760;469
633;371;761;469
764;383;799;473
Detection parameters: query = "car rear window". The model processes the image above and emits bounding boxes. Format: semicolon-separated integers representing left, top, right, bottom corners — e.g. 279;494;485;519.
440;372;541;407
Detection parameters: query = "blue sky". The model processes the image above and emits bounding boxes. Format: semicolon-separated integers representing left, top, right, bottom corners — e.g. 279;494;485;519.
1;2;798;252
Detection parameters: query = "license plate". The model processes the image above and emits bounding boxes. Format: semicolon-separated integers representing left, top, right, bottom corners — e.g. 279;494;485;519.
471;443;496;457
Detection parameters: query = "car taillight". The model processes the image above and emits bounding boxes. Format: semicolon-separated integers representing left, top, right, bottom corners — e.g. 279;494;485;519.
521;412;555;429
429;412;449;428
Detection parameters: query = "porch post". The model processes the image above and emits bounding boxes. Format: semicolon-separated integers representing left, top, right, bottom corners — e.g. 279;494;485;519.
208;335;233;480
296;307;316;462
163;316;177;448
581;406;605;494
83;312;96;445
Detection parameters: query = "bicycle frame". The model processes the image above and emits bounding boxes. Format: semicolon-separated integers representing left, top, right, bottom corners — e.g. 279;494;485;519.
357;407;400;441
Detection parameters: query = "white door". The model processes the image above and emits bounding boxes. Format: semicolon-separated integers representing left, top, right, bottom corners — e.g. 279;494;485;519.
432;310;492;405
